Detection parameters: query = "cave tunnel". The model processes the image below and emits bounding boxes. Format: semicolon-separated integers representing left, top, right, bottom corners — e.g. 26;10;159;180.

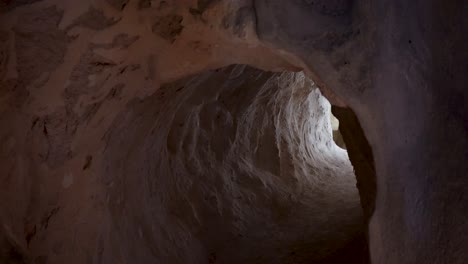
0;1;466;264
100;65;367;263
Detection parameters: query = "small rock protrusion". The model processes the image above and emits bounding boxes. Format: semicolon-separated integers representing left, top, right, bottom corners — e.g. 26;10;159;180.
152;14;184;43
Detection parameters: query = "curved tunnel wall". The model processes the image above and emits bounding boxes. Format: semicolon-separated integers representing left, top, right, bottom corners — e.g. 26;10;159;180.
99;65;363;263
1;1;466;263
0;2;367;262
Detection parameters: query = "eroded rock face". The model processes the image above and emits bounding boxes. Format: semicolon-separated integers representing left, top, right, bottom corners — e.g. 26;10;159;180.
0;62;366;263
101;66;362;263
254;0;468;263
2;0;465;263
0;2;292;261
0;1;365;262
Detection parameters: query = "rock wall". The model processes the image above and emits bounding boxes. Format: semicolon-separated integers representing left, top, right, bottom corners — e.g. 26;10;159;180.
100;66;363;263
0;0;365;260
254;1;468;263
5;0;464;263
0;59;365;262
0;3;306;263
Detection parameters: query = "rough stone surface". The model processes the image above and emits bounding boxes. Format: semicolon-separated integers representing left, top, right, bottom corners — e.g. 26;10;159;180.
0;60;366;263
0;1;365;263
254;0;468;263
1;0;466;263
101;66;363;263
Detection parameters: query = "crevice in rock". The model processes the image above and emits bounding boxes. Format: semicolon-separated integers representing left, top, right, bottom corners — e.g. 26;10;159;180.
332;106;376;224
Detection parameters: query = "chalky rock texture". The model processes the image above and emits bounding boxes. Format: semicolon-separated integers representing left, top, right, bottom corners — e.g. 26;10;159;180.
0;1;365;263
0;61;366;263
2;0;466;263
102;66;362;264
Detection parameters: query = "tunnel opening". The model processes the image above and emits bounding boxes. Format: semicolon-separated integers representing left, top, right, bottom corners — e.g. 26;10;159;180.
330;113;347;150
101;64;367;263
